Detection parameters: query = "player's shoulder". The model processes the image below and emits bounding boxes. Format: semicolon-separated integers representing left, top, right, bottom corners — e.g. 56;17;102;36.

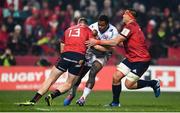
109;24;117;29
68;25;88;30
126;21;138;28
82;25;93;33
67;25;77;30
108;24;118;32
65;25;80;33
89;22;98;28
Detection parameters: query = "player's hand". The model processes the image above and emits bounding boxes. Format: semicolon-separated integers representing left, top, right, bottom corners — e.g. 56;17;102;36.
85;38;99;47
92;29;98;36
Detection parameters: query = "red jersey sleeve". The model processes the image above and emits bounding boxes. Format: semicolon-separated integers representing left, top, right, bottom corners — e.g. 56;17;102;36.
120;24;132;39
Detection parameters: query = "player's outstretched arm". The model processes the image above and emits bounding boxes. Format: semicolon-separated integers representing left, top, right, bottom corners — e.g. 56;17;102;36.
86;35;126;46
93;45;114;52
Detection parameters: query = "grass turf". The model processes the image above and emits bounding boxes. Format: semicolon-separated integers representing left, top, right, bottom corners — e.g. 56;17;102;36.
0;91;180;112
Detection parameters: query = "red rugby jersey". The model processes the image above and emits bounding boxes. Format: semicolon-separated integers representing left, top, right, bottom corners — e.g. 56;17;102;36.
62;24;93;55
120;21;151;62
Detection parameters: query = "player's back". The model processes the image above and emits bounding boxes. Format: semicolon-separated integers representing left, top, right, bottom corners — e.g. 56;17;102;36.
63;24;93;55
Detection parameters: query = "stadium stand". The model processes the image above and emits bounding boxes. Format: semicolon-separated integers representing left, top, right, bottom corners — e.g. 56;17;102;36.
0;0;179;66
15;55;57;66
168;47;180;59
157;58;180;66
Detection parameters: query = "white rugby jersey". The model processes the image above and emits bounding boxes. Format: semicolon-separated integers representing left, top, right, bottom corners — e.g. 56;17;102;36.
85;22;118;66
89;22;119;40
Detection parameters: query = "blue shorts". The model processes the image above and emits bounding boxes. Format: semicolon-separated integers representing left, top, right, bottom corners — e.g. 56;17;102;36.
55;52;85;75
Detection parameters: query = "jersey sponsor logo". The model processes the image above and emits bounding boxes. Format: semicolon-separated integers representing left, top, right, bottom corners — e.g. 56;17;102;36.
121;28;130;36
155;70;176;87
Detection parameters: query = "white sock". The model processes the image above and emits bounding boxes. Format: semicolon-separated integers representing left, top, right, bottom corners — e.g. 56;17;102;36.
81;87;92;99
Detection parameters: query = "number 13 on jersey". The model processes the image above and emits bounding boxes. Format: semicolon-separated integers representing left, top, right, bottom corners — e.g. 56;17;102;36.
68;28;80;37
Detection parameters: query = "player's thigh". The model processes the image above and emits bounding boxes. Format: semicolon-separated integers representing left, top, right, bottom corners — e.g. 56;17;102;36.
112;59;132;84
68;60;86;87
47;66;64;83
90;60;103;74
125;72;140;88
55;53;71;72
126;61;150;85
66;73;80;87
95;54;110;66
57;52;85;75
86;53;109;67
116;58;131;76
114;59;130;81
67;52;85;73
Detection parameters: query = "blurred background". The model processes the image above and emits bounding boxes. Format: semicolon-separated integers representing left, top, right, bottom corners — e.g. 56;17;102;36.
0;0;180;112
0;0;180;66
0;0;180;91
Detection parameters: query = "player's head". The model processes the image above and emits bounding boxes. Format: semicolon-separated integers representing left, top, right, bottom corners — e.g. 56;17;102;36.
122;9;137;23
77;17;88;25
98;15;109;33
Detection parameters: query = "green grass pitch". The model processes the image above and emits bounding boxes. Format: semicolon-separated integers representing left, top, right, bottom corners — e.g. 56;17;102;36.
0;91;180;112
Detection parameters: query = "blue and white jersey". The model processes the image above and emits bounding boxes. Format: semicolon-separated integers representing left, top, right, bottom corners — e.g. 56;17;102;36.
85;22;118;66
89;22;118;40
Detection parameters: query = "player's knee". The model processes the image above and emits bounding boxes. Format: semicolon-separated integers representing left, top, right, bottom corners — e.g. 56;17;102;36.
125;82;133;89
87;76;95;84
112;76;120;84
125;72;139;89
89;70;96;81
112;71;124;84
90;61;102;74
90;66;99;75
